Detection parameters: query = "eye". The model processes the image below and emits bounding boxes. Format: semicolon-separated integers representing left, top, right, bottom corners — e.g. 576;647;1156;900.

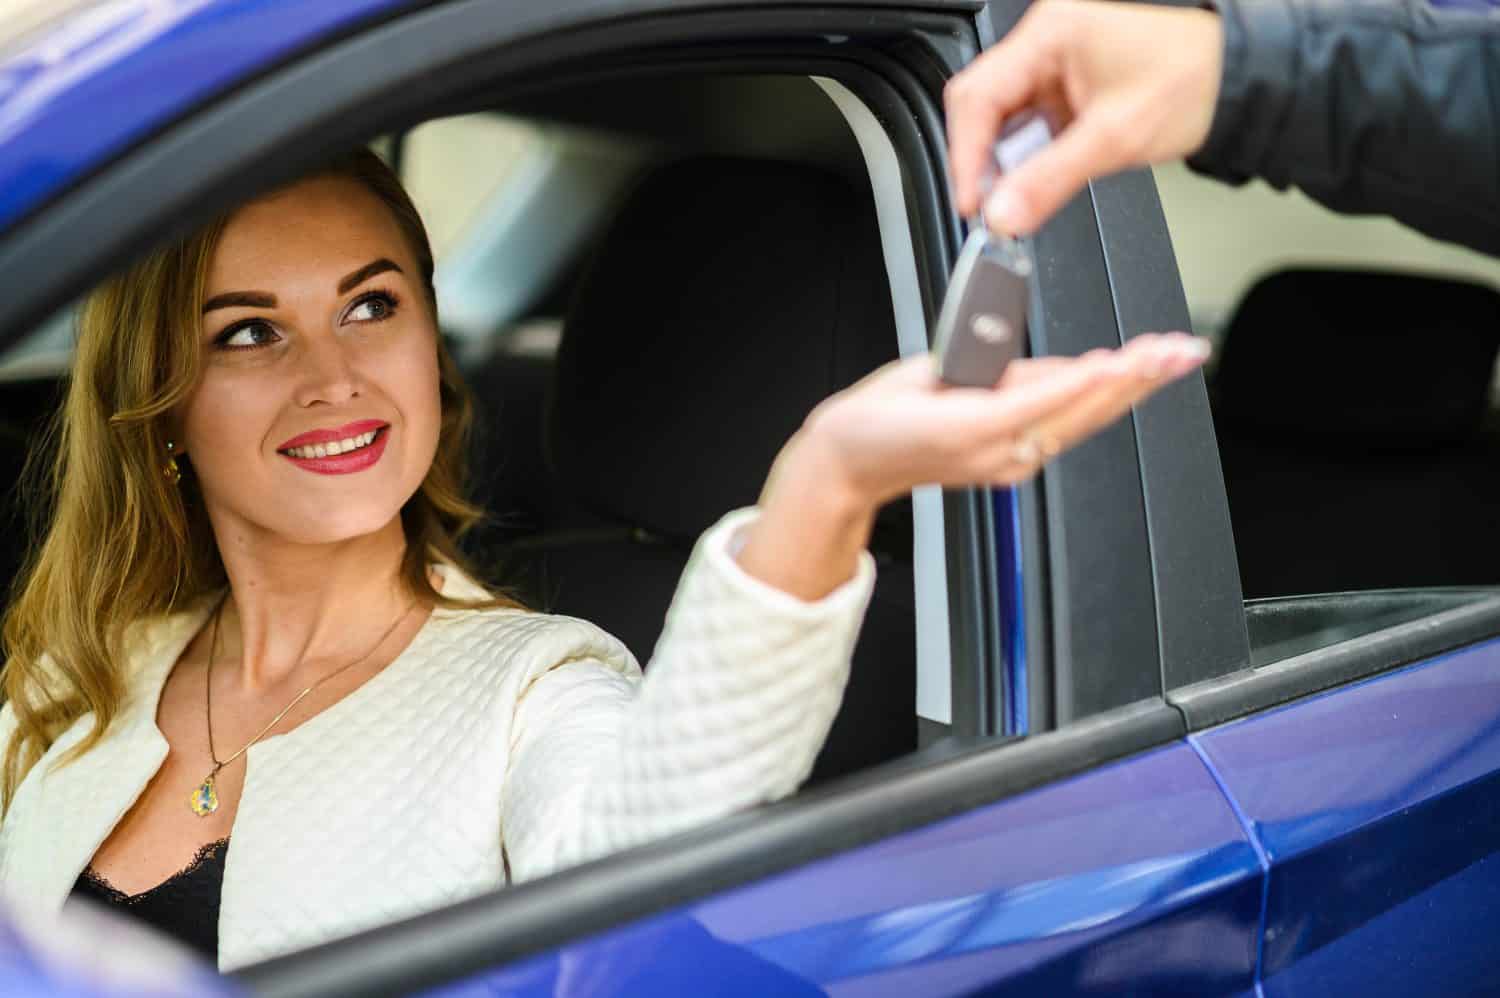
345;290;399;323
214;319;280;351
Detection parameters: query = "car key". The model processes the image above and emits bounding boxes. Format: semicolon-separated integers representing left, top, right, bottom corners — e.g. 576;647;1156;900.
932;112;1052;387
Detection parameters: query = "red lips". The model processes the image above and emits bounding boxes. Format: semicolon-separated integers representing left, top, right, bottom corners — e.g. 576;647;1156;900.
277;419;390;476
277;419;388;452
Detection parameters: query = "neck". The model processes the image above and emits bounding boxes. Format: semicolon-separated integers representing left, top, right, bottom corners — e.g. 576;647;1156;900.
208;514;419;692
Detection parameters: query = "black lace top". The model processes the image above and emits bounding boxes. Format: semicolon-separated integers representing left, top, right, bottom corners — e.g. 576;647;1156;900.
71;838;229;965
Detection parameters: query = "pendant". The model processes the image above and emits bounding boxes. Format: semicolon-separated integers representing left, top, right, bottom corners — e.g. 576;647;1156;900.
189;774;219;817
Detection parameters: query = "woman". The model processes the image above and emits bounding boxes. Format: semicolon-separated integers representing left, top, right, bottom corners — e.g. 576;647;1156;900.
0;149;1207;970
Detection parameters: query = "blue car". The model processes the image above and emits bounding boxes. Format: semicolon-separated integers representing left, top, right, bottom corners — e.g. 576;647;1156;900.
2;1;1499;995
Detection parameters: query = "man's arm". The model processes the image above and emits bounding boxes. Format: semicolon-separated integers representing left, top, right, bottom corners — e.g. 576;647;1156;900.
946;0;1500;255
1193;0;1500;255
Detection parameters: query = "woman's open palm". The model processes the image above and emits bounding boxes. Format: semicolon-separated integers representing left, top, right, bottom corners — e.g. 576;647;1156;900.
806;332;1208;506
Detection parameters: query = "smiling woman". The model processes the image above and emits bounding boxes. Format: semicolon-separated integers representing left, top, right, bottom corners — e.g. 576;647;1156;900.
0;147;1207;971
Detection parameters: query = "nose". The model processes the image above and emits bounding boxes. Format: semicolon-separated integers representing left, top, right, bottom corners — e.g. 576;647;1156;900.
292;331;362;408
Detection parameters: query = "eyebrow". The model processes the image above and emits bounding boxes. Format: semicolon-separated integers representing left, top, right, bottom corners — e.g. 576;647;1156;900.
202;291;275;313
337;258;403;295
201;258;404;314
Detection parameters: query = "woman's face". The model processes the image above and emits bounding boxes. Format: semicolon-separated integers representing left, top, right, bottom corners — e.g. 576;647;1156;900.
179;175;441;548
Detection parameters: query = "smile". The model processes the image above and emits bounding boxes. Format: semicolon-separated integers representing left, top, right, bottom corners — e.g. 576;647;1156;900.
282;429;379;459
277;420;390;475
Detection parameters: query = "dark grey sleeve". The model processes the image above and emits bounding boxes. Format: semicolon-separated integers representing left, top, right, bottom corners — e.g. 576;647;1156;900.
1187;0;1500;255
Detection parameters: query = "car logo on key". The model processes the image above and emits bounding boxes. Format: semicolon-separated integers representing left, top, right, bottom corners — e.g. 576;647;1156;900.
971;313;1014;344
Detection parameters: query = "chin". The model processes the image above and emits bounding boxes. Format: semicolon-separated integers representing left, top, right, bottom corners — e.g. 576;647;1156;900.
271;501;407;547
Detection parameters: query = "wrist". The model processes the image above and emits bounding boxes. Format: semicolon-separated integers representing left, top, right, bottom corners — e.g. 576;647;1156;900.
736;429;876;601
764;425;871;525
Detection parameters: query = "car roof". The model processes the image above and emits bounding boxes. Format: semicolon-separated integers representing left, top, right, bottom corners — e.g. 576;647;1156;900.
0;0;983;237
0;0;411;233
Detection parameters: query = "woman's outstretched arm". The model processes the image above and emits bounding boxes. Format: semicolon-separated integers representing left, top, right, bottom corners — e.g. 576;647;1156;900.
502;336;1209;881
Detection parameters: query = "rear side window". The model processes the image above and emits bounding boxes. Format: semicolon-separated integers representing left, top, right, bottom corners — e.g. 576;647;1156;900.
1155;162;1500;663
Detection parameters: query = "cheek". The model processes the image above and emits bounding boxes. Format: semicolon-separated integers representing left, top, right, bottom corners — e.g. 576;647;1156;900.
178;366;281;471
381;328;444;470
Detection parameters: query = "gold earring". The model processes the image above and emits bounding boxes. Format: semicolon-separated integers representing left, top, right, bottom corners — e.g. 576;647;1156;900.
164;440;181;485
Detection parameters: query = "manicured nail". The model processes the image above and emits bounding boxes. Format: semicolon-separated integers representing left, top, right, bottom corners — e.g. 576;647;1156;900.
1167;354;1202;377
1181;337;1212;360
984;187;1022;233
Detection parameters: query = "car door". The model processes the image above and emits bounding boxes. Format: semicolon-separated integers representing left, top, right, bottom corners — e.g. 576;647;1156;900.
0;1;1264;994
1139;94;1500;997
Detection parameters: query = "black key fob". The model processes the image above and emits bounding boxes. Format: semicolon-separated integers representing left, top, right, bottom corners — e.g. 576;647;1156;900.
933;112;1051;387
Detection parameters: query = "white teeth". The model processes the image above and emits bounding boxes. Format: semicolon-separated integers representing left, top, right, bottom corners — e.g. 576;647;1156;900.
284;429;381;460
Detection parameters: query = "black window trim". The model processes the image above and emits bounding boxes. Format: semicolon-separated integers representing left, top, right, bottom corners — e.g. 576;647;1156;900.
1089;169;1252;692
1171;593;1500;729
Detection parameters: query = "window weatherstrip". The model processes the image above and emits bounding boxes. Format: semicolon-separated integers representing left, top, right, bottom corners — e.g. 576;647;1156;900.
813;75;953;728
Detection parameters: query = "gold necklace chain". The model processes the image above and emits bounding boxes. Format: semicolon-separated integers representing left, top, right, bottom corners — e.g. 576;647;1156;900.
188;594;418;817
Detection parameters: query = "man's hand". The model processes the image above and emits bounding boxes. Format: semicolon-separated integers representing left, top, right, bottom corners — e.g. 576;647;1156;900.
946;0;1224;235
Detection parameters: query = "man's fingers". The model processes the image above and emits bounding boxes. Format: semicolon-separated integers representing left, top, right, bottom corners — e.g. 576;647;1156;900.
983;103;1139;235
945;26;1051;216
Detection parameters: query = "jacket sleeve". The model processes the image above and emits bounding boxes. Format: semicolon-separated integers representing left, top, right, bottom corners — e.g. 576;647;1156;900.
1187;0;1500;255
500;507;875;882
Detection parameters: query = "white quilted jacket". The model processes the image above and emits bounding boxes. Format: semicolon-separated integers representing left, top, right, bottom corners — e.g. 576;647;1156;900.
0;509;875;970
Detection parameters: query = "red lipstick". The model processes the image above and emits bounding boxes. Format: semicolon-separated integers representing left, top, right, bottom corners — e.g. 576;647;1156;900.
277;419;390;476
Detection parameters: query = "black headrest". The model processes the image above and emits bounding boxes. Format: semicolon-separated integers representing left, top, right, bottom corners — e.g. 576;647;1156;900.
1214;268;1500;451
548;157;898;539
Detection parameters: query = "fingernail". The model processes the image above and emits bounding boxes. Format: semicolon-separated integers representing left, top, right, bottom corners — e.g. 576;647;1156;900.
1167;354;1202;377
984;187;1022;233
1181;337;1212;360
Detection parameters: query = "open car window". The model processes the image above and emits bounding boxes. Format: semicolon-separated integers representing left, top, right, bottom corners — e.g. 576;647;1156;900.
0;60;1000;968
1153;160;1500;682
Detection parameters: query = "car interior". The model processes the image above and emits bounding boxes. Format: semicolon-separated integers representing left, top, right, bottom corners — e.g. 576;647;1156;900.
0;73;921;789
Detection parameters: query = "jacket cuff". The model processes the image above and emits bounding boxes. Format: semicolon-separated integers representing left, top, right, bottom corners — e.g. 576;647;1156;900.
694;506;877;622
1187;0;1301;185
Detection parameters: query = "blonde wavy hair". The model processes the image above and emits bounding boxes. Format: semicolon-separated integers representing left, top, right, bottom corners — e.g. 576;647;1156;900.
1;149;523;812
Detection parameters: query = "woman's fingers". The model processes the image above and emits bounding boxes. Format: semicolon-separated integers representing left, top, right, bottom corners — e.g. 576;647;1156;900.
958;334;1208;480
995;353;1088;387
811;335;1208;503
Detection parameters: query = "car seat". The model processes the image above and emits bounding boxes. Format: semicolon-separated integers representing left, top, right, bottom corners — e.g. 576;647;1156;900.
497;156;917;785
1211;268;1500;597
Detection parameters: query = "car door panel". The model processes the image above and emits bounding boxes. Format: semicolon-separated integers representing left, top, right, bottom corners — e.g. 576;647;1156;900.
1191;638;1500;996
411;742;1260;996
